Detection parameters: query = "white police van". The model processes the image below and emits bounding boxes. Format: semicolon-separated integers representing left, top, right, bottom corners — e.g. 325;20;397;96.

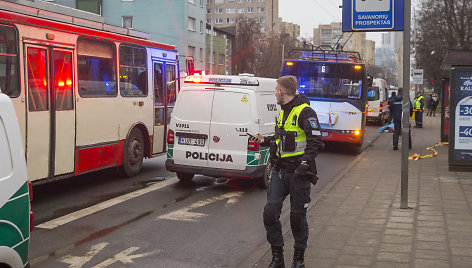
0;92;32;268
165;74;278;188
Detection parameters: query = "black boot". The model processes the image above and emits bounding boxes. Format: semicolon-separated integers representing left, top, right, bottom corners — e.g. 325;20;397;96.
268;246;285;268
291;248;305;268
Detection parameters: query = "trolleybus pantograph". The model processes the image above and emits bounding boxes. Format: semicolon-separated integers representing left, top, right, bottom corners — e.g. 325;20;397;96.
0;1;184;183
281;46;368;146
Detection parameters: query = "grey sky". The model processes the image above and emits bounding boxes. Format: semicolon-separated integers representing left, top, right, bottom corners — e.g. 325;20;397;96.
278;0;382;46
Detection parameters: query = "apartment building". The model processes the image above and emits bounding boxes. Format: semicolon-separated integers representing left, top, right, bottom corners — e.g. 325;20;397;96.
313;22;375;65
206;0;279;34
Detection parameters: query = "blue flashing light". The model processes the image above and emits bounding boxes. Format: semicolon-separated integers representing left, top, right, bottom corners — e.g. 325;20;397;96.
300;84;306;88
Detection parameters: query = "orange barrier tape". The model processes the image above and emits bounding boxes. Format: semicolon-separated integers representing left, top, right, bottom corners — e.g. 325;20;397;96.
409;142;448;160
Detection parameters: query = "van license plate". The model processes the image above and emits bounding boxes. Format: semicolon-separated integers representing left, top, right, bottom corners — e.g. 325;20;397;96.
321;132;328;137
178;137;205;147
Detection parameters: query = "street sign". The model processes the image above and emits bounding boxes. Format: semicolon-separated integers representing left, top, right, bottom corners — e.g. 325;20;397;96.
342;0;403;32
412;69;423;85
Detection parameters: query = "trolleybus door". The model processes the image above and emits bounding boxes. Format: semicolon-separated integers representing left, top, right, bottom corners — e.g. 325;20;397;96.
25;45;75;180
152;61;165;154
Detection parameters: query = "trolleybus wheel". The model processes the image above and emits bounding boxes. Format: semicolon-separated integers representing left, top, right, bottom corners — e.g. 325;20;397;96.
256;160;272;189
121;128;144;177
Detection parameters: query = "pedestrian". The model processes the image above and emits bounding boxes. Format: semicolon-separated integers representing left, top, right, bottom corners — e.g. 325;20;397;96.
426;94;434;116
414;91;425;128
252;75;323;268
390;88;412;150
387;91;397;124
431;94;438;117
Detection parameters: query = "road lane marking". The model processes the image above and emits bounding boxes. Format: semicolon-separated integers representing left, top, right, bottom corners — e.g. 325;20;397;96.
93;247;161;268
60;242;109;268
36;177;178;230
157;191;243;222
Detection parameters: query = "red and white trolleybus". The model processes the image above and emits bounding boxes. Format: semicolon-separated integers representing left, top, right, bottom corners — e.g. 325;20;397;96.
0;1;181;182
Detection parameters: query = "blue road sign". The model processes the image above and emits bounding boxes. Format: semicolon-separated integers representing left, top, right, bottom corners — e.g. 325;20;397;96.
342;0;403;32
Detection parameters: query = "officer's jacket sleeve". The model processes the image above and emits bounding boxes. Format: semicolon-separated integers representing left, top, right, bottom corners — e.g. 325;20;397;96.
260;135;275;147
299;107;323;161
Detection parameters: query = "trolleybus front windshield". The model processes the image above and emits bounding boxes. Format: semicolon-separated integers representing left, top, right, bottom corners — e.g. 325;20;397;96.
282;61;364;100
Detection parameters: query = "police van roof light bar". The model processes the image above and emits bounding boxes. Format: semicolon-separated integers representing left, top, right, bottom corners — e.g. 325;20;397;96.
184;75;259;86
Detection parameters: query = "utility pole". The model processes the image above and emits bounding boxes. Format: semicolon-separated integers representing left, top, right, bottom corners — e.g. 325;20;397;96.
401;0;411;209
210;20;214;75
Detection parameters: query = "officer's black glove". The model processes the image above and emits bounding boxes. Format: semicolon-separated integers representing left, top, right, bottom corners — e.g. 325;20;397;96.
294;162;310;180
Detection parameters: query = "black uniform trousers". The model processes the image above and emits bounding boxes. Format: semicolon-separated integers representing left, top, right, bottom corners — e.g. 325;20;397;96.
393;119;412;148
415;111;423;127
263;167;311;249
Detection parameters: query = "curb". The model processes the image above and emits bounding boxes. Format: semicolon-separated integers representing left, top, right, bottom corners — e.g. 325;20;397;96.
238;132;382;268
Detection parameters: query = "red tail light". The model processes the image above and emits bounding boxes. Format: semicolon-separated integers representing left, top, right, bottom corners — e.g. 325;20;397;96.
247;138;260;151
167;129;174;145
28;181;33;202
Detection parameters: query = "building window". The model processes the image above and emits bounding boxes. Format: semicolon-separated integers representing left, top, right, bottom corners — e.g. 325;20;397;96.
247;7;253;13
215;0;224;3
188;17;196;31
188;46;195;59
256;17;265;23
200;48;203;62
188;0;196;4
227;18;235;23
256;0;264;2
200;21;203;33
260;27;265;33
219;54;224;65
247;0;252;2
122;16;133;29
207;19;212;23
207;9;211;13
200;0;203;7
226;8;235;13
238;0;243;2
215;18;224;24
227;0;235;2
215;8;223;13
238;8;244;13
207;0;212;3
121;0;134;1
321;29;332;34
257;7;265;12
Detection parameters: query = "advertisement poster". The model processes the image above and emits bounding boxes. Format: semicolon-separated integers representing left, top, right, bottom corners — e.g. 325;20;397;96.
441;78;449;142
450;67;472;165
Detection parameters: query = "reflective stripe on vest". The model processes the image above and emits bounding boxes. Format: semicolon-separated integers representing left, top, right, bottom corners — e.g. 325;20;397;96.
275;103;309;158
414;96;424;110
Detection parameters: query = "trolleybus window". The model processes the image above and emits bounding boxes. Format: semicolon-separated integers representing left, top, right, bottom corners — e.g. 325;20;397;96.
120;45;148;97
0;25;19;97
78;38;117;97
154;62;165;126
283;61;364;100
27;47;48;111
54;51;73;110
166;64;177;125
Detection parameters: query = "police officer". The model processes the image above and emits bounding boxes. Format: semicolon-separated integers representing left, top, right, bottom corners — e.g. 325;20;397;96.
414;91;425;128
390;88;412;150
252;76;323;268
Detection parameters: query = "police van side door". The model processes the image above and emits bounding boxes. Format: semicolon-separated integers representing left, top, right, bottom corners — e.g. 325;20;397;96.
208;88;252;170
171;87;214;168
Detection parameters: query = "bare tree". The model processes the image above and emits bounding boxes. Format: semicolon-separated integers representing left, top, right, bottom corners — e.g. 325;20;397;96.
233;16;261;74
415;0;472;88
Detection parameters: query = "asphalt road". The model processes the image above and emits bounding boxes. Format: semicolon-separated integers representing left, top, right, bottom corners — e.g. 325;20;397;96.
29;125;381;268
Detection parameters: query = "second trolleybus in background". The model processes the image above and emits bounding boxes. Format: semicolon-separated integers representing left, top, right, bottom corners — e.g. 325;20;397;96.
0;1;186;183
281;47;368;147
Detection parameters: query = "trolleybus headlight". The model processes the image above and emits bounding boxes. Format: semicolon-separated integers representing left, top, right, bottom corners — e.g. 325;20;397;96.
354;65;362;70
354;130;361;135
286;61;293;66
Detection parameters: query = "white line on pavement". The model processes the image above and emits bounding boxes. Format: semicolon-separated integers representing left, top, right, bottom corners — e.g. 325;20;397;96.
36;177;178;230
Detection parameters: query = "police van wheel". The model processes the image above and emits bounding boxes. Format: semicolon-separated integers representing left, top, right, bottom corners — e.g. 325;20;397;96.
121;128;145;177
177;172;194;182
256;160;272;189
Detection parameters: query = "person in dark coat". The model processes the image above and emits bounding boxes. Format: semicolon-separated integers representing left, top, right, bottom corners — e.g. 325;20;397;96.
390;88;412;150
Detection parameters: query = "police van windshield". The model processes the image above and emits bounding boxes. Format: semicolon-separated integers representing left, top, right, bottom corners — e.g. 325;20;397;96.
281;61;364;100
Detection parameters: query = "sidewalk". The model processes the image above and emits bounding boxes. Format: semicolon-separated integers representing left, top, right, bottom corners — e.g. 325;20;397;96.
249;116;472;267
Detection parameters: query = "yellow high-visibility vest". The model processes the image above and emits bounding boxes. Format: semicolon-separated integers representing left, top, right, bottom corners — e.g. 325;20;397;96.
275;103;309;158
